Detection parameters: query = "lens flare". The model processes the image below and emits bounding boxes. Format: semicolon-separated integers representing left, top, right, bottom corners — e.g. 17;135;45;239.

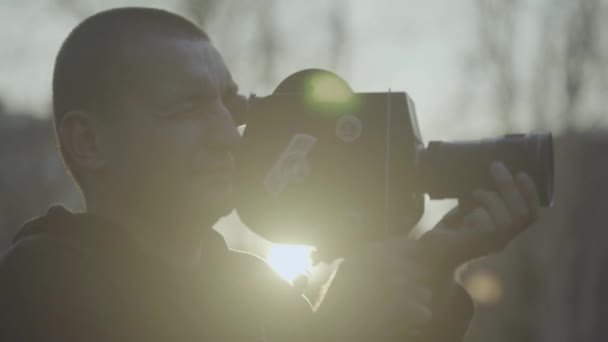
308;74;354;105
237;124;246;136
464;269;503;305
266;244;315;285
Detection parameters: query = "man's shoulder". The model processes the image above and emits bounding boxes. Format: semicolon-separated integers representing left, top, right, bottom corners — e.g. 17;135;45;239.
0;233;87;284
0;231;155;341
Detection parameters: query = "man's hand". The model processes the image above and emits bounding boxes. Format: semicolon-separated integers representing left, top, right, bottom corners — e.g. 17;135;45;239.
420;161;541;268
316;235;434;341
315;161;540;341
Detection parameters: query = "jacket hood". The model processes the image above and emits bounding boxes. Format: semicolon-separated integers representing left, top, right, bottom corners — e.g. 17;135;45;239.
13;205;136;252
16;205;77;242
13;205;230;272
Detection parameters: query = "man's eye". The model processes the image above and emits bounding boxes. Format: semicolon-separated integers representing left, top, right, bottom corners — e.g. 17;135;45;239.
223;94;245;111
168;101;202;117
179;102;197;112
222;91;236;102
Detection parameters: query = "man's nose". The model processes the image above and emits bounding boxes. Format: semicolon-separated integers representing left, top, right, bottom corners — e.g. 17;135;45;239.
209;105;242;149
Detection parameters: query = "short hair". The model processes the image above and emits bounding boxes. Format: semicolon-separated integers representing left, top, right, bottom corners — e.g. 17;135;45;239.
52;7;209;186
53;7;209;126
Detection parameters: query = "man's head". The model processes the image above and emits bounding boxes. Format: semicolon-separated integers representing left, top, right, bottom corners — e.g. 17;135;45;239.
54;7;241;229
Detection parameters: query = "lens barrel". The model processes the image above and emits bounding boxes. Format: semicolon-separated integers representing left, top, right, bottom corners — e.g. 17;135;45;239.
418;133;554;206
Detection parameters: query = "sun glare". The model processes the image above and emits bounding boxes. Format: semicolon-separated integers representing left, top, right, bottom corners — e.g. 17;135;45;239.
308;74;354;105
266;244;315;285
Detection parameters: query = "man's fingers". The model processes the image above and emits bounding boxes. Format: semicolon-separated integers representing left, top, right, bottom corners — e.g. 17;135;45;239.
472;189;512;229
490;162;529;223
462;207;494;233
420;163;542;267
516;172;540;221
386;274;432;302
382;290;432;333
359;239;428;279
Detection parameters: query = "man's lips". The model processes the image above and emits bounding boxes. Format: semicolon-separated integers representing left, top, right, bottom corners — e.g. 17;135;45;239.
193;164;234;184
192;153;236;188
206;172;234;187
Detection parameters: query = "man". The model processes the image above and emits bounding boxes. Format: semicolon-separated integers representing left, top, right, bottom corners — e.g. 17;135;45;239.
0;7;540;341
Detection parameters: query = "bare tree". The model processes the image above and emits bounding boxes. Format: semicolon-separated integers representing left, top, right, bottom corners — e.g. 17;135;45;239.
181;0;219;28
253;0;279;87
556;0;603;131
54;0;95;18
328;0;350;72
467;0;607;133
469;0;520;132
179;0;280;88
463;1;608;341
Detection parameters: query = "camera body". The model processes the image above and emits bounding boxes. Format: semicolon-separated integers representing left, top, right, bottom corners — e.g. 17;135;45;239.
232;69;553;255
235;90;425;251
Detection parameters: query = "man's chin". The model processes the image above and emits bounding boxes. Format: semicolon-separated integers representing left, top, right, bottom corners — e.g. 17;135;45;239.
149;185;235;227
200;193;235;223
174;205;233;231
209;202;235;220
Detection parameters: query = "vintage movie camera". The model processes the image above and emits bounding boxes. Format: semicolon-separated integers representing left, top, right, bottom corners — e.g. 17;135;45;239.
231;69;554;257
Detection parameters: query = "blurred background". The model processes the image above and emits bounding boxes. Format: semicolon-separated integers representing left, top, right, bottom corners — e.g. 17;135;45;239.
1;0;608;341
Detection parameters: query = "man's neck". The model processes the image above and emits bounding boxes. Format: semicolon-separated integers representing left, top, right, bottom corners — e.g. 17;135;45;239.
85;197;209;271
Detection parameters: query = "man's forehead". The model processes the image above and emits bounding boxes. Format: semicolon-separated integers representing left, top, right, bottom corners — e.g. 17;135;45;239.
123;36;236;93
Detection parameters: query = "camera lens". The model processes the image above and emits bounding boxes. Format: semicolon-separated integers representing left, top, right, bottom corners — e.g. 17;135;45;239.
418;133;554;206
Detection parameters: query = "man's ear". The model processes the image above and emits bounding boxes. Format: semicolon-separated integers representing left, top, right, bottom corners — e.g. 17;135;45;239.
58;111;107;171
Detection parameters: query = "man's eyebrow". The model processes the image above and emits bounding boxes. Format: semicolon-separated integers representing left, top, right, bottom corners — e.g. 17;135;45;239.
224;81;239;96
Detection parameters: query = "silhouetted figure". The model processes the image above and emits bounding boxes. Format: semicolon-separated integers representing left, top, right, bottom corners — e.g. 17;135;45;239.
0;7;540;341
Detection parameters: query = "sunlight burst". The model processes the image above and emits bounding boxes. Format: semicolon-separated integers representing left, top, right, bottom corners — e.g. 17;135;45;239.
266;244;315;285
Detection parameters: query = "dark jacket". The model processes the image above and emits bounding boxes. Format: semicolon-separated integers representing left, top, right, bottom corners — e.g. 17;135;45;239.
0;206;473;341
